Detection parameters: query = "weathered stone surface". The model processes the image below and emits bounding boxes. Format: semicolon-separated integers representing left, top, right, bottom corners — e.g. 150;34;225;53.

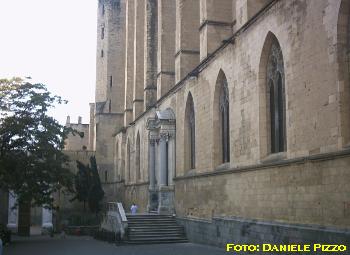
66;0;350;244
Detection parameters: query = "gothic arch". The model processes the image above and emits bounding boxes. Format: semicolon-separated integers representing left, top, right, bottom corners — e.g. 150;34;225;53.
213;69;230;167
337;0;350;146
114;139;119;181
184;92;196;171
135;131;141;182
258;31;286;158
126;138;131;183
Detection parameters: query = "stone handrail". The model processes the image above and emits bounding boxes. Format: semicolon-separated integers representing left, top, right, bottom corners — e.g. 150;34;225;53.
101;202;128;240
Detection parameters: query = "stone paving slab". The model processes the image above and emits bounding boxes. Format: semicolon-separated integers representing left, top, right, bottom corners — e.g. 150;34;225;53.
4;235;228;255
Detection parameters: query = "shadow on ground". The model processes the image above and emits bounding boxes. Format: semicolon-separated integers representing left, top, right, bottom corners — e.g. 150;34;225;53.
4;235;228;255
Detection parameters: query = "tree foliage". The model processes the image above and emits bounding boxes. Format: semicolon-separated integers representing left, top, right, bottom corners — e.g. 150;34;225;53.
71;161;90;210
0;78;75;208
71;156;104;214
88;156;104;214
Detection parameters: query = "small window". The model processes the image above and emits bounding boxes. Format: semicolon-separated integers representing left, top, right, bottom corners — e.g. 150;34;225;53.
109;100;111;113
101;27;105;39
102;4;105;16
101;50;104;58
109;76;113;88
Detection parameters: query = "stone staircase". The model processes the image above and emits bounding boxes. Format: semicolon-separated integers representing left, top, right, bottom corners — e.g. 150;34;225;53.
125;214;188;244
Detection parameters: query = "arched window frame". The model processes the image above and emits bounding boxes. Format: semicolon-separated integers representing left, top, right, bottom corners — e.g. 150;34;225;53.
185;93;196;170
267;42;286;153
115;140;119;181
127;139;131;182
219;78;230;163
136;132;141;182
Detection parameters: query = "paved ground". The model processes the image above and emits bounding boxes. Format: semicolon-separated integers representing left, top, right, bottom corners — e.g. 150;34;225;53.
4;235;228;255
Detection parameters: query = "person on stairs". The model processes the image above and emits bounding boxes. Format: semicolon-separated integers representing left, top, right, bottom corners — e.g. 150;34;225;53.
130;203;138;214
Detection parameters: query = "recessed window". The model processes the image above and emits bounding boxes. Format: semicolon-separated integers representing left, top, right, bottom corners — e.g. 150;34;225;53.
219;77;230;163
108;100;111;113
101;27;104;39
102;4;105;16
267;41;286;153
185;93;195;170
109;76;113;88
101;50;104;58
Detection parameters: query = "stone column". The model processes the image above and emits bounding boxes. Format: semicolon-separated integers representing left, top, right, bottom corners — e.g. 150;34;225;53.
157;0;175;99
7;192;18;232
124;0;135;126
158;133;167;187
133;0;145;120
167;131;176;185
199;0;233;60
147;136;158;212
144;0;158;110
175;0;200;83
157;131;175;214
42;207;53;233
149;139;156;189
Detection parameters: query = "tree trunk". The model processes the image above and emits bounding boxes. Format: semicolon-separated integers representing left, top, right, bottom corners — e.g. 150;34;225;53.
18;200;31;236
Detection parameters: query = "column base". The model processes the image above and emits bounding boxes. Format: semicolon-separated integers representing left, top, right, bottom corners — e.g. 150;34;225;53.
6;224;18;233
147;189;158;212
157;186;175;215
41;223;53;235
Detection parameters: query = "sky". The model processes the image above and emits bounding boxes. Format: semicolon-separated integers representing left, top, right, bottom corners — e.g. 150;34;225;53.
0;0;97;124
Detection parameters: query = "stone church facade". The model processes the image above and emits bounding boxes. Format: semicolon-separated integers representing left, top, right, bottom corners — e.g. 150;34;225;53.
85;0;350;244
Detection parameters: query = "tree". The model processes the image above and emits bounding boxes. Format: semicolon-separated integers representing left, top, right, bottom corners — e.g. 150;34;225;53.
88;156;104;215
71;156;104;214
71;161;91;211
0;78;75;208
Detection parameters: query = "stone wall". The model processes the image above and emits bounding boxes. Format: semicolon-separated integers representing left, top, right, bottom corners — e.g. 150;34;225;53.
93;0;350;243
177;216;350;248
175;151;350;228
64;117;90;151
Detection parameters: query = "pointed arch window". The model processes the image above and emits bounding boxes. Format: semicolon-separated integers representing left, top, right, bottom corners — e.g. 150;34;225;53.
115;141;119;181
267;42;286;153
185;94;195;170
189;105;195;169
136;133;141;181
219;78;230;163
127;140;131;182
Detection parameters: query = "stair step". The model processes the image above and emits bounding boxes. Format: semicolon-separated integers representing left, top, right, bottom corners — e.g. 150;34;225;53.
129;222;176;224
130;228;183;232
129;232;184;236
124;239;188;245
122;214;187;244
128;219;176;222
128;223;177;226
129;233;184;238
126;214;172;217
128;236;188;241
128;218;176;220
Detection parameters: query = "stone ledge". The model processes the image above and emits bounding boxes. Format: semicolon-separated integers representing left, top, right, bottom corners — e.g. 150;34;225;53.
124;181;149;187
174;148;350;181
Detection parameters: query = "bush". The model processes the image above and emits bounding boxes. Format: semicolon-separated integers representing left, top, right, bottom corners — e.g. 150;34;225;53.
0;224;11;244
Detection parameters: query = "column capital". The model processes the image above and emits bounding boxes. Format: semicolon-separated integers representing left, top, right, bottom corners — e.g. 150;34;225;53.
149;138;157;145
159;129;176;140
159;131;169;141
